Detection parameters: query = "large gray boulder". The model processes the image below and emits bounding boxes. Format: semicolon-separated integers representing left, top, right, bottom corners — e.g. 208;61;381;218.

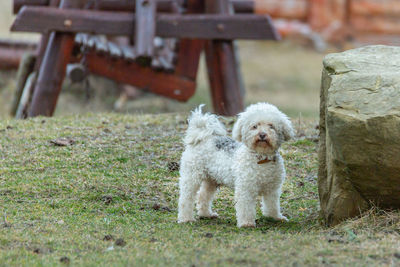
319;45;400;226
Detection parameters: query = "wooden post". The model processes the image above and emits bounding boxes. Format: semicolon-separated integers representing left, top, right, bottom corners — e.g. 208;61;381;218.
10;53;36;116
174;0;205;81
28;0;80;117
12;0;59;118
135;0;156;64
205;0;244;116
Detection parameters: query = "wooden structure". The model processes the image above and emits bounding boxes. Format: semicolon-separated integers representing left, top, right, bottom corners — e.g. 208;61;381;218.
0;39;36;69
241;0;400;46
10;0;280;117
5;0;400;72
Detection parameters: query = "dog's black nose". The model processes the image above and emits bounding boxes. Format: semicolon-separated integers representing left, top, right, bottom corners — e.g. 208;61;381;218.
259;133;266;140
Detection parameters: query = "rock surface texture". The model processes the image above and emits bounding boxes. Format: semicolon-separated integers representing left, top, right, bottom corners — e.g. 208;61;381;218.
319;45;400;226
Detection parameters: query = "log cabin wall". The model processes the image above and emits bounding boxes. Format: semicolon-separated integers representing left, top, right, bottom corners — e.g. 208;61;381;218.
349;0;400;44
252;0;400;46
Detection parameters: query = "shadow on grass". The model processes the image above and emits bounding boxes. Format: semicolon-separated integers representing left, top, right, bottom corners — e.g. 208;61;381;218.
192;215;311;233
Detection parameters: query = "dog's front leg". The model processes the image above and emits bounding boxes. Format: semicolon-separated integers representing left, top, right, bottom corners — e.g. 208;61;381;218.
235;187;257;228
261;190;288;222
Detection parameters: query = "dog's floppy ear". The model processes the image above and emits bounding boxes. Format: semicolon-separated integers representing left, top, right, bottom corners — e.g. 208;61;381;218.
280;116;295;141
232;116;243;142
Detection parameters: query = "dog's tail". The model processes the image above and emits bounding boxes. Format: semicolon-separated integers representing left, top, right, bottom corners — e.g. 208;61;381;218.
184;105;227;146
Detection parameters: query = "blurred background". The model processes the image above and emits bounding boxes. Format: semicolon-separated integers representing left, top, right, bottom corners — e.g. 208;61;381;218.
1;0;398;119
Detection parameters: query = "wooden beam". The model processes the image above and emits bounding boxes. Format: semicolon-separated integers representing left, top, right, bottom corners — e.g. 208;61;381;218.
14;0;258;14
175;39;204;80
28;32;75;116
0;38;37;49
12;7;279;40
0;39;37;70
82;51;196;101
205;0;244;116
135;0;156;61
158;13;279;40
0;46;35;70
16;0;60;118
28;0;81;117
174;0;205;80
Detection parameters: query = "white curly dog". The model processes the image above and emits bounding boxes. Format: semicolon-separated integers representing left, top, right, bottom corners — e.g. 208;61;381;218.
177;103;294;228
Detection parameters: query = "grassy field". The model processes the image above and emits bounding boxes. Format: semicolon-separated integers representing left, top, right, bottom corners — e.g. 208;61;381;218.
1;113;399;266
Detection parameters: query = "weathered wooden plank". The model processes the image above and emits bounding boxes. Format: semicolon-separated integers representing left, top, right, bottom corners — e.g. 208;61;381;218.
14;0;173;13
158;13;279;40
12;7;279;40
83;51;196;101
14;0;259;14
0;38;37;49
135;0;156;59
0;46;35;69
0;38;37;70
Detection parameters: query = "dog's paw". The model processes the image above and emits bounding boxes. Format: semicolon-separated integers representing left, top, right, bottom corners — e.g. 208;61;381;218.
274;215;288;222
238;222;256;228
198;211;219;219
177;217;196;223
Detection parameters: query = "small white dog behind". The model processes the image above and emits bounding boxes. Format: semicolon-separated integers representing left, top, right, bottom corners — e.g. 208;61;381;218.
178;103;294;228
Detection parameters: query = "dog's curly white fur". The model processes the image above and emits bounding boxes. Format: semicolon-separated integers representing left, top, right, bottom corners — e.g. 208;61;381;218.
178;103;294;227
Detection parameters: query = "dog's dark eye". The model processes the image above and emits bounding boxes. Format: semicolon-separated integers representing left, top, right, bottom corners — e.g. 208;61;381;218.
252;125;257;129
268;124;275;129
